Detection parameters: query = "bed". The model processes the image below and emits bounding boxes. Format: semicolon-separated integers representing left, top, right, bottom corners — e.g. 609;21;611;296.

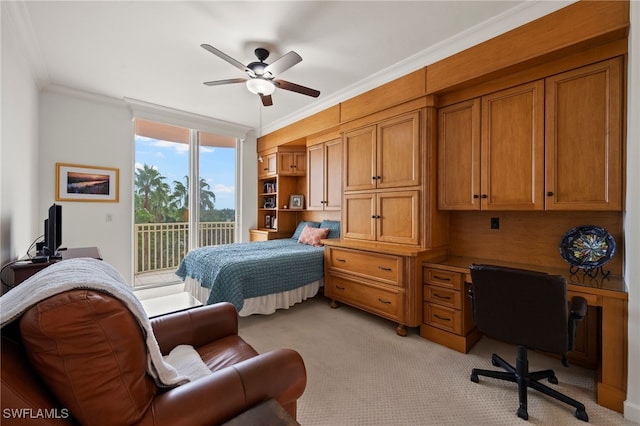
176;220;340;316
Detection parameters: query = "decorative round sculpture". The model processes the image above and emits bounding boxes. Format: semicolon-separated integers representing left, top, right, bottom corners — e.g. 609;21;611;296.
559;225;616;276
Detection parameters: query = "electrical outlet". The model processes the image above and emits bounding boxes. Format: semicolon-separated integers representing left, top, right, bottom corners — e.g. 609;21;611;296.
490;217;500;229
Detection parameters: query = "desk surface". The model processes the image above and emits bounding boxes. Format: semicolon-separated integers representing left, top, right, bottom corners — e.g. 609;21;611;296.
424;256;627;299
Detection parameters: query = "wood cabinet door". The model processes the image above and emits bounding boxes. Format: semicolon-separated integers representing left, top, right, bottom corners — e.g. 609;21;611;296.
545;57;622;211
277;150;306;176
481;81;544;210
377;190;420;245
343;126;376;191
258;153;276;177
377;111;421;189
437;99;481;210
307;139;342;211
306;144;325;210
324;139;343;210
343;193;376;241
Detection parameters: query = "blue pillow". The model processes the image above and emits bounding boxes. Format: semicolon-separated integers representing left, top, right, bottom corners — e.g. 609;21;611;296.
291;221;321;239
320;220;341;239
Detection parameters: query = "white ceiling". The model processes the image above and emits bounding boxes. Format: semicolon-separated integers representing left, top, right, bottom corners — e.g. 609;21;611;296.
12;1;573;135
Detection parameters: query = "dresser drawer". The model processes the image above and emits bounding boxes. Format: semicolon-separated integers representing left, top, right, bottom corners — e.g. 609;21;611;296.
423;303;462;334
329;248;402;286
423;268;462;290
424;285;462;309
328;275;402;320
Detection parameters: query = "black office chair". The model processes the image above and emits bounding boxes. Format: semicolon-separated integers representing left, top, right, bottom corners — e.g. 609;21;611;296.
468;264;589;422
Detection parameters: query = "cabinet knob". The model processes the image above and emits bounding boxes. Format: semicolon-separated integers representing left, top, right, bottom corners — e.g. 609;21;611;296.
481;194;488;199
371;215;376;219
547;191;554;196
473;194;479;199
372;176;378;180
376;176;381;179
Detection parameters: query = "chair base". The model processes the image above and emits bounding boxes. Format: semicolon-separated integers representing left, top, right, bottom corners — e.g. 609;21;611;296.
470;346;588;422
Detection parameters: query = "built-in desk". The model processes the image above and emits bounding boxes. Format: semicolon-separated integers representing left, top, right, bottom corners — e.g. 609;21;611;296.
423;256;628;414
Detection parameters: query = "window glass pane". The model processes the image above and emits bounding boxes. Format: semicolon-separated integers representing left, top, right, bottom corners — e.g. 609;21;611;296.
199;132;236;247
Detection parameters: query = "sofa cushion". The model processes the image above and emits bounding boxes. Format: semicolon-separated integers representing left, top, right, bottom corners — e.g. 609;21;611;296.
19;290;157;426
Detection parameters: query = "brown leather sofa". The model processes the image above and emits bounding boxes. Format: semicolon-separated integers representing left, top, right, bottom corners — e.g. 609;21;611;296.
1;289;306;425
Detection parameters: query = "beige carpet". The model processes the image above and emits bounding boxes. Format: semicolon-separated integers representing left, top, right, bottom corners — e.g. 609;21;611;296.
238;295;635;426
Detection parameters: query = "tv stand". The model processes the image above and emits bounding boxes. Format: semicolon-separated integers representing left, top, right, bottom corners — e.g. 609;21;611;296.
8;247;102;290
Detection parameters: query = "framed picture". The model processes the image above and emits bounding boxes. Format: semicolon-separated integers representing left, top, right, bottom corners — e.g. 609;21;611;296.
289;194;304;210
56;163;119;202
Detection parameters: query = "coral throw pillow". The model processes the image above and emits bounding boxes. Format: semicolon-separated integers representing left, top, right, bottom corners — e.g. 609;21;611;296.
298;225;330;247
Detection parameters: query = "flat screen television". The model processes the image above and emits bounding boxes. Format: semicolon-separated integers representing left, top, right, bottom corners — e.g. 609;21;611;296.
43;203;62;258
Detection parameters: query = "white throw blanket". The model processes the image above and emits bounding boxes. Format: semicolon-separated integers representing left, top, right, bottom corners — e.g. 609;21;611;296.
0;257;210;387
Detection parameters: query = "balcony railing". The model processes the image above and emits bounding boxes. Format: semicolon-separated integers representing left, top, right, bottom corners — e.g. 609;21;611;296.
134;221;235;276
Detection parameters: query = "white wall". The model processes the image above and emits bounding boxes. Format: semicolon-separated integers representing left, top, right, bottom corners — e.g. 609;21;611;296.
0;6;40;265
624;1;640;422
38;88;134;279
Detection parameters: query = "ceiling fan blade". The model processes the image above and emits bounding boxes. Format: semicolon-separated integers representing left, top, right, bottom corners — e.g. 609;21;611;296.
201;44;254;76
274;79;320;98
263;51;302;78
260;94;273;107
203;78;247;86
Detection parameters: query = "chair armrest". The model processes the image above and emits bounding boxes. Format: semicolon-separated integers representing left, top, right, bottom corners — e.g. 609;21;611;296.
569;296;587;319
567;296;588;355
151;302;238;355
147;348;306;426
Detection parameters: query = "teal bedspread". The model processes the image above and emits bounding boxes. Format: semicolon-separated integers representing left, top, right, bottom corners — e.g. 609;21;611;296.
175;239;324;311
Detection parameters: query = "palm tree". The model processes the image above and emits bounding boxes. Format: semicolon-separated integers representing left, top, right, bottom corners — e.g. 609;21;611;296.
171;176;216;220
135;164;171;220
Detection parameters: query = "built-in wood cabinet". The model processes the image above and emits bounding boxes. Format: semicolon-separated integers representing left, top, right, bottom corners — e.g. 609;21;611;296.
420;266;481;353
343;190;419;245
438;81;544;210
307;138;342;211
438;57;622;212
258;153;277;178
255;147;306;237
342;110;422;246
343;111;420;191
278;149;306;176
544;57;622;211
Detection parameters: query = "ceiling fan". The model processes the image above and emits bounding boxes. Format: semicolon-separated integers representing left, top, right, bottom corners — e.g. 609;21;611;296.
201;44;320;107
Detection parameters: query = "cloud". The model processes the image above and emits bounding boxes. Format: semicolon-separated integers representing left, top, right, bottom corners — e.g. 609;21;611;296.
212;183;234;194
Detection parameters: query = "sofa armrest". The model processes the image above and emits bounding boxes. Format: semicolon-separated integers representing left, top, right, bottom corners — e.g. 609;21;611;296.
151;302;238;355
147;348;306;425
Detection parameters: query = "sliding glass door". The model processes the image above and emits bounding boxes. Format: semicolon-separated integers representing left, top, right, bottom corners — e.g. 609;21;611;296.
133;119;237;287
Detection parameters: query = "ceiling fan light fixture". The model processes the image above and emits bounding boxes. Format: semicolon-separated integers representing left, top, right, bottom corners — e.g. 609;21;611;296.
246;78;275;96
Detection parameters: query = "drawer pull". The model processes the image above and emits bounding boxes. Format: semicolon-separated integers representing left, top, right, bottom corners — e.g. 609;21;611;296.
335;285;346;290
433;275;451;281
378;298;392;305
434;314;451;322
434;293;451;300
335;258;346;262
378;266;392;271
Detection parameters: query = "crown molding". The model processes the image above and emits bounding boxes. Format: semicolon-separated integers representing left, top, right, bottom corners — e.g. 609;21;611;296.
262;0;576;136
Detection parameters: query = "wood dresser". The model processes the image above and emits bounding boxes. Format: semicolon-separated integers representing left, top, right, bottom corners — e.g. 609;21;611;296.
323;239;446;336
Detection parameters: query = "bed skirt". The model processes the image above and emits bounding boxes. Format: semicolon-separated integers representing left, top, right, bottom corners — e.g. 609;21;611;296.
183;277;322;317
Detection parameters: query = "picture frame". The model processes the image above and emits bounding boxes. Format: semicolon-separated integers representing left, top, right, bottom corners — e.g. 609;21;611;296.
289;194;304;210
56;163;119;202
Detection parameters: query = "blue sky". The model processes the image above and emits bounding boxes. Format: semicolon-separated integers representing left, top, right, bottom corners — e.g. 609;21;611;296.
134;136;236;210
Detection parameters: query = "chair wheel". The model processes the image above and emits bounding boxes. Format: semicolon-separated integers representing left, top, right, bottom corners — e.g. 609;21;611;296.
548;375;558;384
517;407;529;420
470;372;479;383
575;409;589;422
